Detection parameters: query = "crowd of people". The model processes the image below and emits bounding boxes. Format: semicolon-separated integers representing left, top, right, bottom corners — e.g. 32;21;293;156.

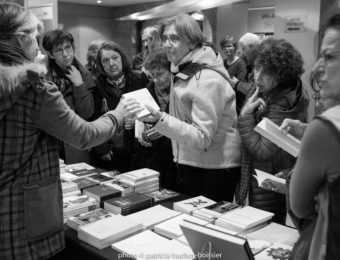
0;2;340;260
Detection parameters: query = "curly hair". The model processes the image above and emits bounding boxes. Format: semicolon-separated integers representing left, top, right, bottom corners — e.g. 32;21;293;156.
143;47;170;71
252;38;304;84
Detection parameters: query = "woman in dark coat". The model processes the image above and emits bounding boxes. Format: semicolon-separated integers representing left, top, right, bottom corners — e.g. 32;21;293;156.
236;38;309;224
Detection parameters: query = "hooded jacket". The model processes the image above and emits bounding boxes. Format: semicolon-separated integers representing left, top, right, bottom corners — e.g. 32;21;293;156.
0;61;123;259
154;46;241;169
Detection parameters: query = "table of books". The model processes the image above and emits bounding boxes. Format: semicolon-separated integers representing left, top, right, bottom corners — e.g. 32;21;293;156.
63;194;190;260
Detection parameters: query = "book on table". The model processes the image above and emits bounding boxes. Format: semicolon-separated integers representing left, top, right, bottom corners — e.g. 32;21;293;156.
126;204;181;229
112;230;194;260
144;188;180;203
86;173;114;184
61;180;78;194
254;243;292;260
78;214;144;249
72;177;99;192
215;206;274;233
180;220;255;260
118;168;160;185
63;194;97;222
253;169;286;194
67;208;116;231
254;117;301;157
83;185;121;207
103;192;154;215
173;195;216;215
122;88;160;118
101;179;134;196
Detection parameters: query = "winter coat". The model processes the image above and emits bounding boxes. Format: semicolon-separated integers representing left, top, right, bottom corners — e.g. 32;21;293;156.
154;46;241;169
237;79;309;222
0;62;123;259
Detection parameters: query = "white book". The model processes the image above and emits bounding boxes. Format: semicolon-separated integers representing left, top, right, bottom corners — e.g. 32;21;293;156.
126;205;181;229
154;214;209;239
122;88;160;118
253;169;286;194
119;168;160;184
216;206;274;232
254;117;301;157
173;195;216;215
65;162;95;171
112;230;194;260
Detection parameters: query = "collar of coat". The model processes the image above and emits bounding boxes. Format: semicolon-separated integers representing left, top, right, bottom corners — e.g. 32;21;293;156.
0;62;47;99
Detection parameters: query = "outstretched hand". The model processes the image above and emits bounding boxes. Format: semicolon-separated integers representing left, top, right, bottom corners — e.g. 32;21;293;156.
240;87;265;115
115;97;143;120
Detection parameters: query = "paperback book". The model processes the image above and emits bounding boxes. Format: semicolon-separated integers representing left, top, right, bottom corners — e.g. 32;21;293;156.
73;177;99;192
254;117;301;157
102;179;134;196
63;194;97;222
118;168;160;185
145;188;180;203
253;169;286;194
83;185;121;207
173;195;216;215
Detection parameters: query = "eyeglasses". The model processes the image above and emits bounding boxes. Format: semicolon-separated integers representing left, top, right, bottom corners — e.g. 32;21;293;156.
161;34;181;45
53;44;73;55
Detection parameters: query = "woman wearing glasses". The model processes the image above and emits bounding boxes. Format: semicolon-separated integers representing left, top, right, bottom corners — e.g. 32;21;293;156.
132;13;241;202
42;30;96;164
286;14;340;259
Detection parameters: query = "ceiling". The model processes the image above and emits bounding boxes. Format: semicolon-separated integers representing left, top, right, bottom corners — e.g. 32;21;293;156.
58;0;170;7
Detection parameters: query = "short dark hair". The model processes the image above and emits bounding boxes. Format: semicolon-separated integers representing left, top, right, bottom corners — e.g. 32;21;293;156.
220;35;237;49
96;41;131;76
143;47;170;71
252;38;304;84
42;29;74;53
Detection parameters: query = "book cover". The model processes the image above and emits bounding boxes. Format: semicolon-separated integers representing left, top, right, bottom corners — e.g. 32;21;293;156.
122;88;160;118
144;188;180;203
86;173;114;183
254;169;286;194
254;117;301;157
102;180;134;196
254;243;292;260
63;194;97;218
73;177;99;191
61;180;78;194
173;195;216;215
104;193;153;215
118;168;160;184
67;208;116;230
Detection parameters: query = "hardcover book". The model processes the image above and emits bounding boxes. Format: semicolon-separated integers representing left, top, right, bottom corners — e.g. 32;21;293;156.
254;117;301;157
67;208;116;230
122;88;160;118
104;192;154;215
253;169;286;194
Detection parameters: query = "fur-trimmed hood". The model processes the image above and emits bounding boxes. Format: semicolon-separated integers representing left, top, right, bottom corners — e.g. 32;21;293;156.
0;62;47;120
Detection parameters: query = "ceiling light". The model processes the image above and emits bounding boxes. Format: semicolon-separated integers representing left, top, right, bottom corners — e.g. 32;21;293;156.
97;0;102;3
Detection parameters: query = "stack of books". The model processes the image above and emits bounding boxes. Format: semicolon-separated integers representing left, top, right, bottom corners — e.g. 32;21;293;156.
60;162;98;182
104;192;154;215
101;179;134;196
215;206;274;233
63;194;97;223
192;201;241;223
73;177;99;192
126;205;181;229
78;214;144;249
118;168;160;194
61;180;80;197
173;195;216;215
112;230;194;260
67;208;116;231
86;173;115;184
83;185;121;207
153;214;209;239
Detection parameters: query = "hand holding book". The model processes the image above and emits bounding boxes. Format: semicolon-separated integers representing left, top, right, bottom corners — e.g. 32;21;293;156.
279;118;307;140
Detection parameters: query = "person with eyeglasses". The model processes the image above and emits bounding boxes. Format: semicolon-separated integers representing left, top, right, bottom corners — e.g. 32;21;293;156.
127;13;241;203
220;35;247;114
42;29;96;164
0;3;140;259
89;41;148;172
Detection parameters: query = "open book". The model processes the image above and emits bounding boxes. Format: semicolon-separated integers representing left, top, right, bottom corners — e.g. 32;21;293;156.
254;118;301;157
122;88;160;118
253;169;286;194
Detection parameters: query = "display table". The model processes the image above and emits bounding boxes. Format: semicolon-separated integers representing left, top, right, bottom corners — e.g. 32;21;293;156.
63;193;190;260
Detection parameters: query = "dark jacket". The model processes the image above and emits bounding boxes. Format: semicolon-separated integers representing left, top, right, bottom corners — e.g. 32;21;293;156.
0;62;123;260
91;70;148;172
237;79;309;223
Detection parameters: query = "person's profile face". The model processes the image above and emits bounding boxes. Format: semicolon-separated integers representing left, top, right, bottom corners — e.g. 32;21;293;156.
317;28;340;109
254;66;277;94
21;28;39;62
100;49;123;80
162;24;192;66
51;41;74;70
